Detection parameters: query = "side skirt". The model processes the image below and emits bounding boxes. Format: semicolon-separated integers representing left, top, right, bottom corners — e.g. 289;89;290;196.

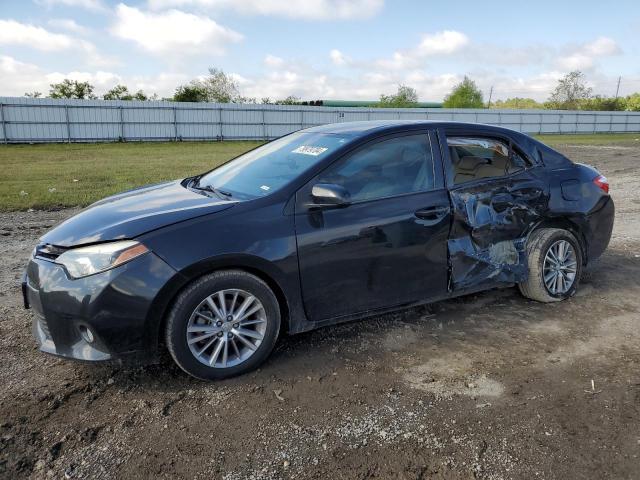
288;281;516;334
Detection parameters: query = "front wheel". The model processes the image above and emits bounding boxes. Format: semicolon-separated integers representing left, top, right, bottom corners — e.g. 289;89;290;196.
165;270;281;380
519;228;583;303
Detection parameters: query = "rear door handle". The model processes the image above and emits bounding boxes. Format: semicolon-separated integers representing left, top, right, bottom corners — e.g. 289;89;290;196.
414;206;450;220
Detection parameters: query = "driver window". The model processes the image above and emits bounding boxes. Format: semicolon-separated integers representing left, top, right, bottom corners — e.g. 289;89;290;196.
317;134;435;202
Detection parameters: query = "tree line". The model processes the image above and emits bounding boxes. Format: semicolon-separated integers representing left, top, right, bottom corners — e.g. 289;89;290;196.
442;71;640;111
22;69;640;112
23;68;300;105
25;80;157;101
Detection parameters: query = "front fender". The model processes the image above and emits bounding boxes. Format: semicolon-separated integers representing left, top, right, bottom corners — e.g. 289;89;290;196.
140;252;309;356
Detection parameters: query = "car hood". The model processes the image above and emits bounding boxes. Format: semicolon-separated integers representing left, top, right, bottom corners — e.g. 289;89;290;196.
40;180;236;247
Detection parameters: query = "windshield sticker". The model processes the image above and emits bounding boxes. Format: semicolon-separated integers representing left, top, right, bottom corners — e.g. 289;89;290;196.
292;146;328;156
260;185;270;191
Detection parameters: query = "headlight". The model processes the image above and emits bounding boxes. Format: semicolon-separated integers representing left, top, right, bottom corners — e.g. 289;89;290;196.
55;240;149;279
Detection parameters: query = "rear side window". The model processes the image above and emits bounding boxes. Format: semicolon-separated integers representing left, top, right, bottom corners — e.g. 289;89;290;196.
317;134;435;202
447;137;525;185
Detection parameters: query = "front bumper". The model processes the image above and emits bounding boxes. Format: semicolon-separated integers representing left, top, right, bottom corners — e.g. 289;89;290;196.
23;251;178;362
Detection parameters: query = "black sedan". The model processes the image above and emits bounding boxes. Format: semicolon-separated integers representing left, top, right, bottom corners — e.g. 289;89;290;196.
23;121;615;380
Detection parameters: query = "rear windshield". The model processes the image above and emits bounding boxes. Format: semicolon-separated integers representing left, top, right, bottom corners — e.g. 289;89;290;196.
197;132;350;199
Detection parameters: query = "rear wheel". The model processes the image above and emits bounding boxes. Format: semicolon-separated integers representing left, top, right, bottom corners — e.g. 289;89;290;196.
165;270;280;380
518;228;583;303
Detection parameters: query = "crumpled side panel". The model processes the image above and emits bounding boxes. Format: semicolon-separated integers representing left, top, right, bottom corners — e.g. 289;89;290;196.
448;182;547;290
448;236;527;290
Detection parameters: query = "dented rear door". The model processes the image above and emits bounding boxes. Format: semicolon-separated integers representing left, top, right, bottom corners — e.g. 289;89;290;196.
439;129;549;292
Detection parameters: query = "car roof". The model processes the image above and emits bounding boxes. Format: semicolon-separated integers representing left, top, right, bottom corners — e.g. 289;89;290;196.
303;120;569;168
303;120;521;138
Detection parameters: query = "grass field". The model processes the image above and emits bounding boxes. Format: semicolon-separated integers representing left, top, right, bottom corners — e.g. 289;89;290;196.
0;141;262;211
1;133;638;211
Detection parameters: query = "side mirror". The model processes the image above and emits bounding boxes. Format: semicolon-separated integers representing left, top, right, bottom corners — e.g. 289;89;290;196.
309;183;351;209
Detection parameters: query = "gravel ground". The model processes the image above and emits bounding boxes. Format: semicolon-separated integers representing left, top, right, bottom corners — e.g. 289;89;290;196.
1;144;639;480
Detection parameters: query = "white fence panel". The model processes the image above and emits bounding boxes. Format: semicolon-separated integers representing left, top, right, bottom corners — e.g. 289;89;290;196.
1;97;640;143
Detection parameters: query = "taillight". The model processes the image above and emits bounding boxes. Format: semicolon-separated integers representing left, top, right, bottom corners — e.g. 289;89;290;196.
593;174;609;194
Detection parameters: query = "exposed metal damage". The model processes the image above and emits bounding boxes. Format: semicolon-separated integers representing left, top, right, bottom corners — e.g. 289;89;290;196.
448;184;547;290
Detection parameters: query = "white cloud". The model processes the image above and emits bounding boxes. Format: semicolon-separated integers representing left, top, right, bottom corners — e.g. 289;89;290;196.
369;31;619;76
330;49;350;66
2;51;636;103
230;39;631;102
0;55;189;98
264;54;285;68
469;71;565;102
0;56;48;96
463;44;551;67
557;53;595;71
146;0;384;20
555;36;621;71
0;20;74;51
110;4;243;56
230;53;464;102
239;67;572;103
0;19;117;67
376;30;470;69
126;73;190;95
45;70;124;89
0;23;629;105
583;37;620;56
239;68;461;102
35;0;106;12
48;18;91;35
0;56;120;97
78;41;121;68
416;30;469;56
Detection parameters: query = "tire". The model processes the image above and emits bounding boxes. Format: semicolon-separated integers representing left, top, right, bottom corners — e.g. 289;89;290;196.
165;270;281;380
518;228;583;303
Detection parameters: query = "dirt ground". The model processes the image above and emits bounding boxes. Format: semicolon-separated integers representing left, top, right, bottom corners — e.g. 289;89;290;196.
1;143;639;480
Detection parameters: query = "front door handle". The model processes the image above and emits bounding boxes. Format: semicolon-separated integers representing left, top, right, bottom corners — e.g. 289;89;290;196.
414;206;450;220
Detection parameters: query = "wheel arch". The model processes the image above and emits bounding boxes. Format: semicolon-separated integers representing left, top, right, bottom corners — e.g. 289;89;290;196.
144;255;292;358
528;216;588;264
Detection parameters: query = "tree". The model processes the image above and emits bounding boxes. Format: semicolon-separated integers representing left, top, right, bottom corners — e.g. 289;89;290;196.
626;93;640;112
103;84;149;101
24;91;42;98
378;85;419;108
579;95;625;111
490;97;543;109
546;70;592;110
236;96;257;104
49;79;96;99
443;76;483;108
173;84;209;102
275;96;301;105
173;68;245;103
199;67;241;103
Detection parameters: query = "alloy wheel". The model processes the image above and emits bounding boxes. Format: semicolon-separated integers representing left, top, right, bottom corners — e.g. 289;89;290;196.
186;289;267;368
542;240;578;295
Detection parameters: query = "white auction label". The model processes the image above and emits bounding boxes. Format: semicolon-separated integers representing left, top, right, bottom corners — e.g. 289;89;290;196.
292;146;328;156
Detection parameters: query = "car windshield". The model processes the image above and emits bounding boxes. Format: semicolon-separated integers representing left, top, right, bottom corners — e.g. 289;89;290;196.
196;132;351;199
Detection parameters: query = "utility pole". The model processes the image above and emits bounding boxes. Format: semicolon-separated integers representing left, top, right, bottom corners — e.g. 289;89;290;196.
615;76;621;99
487;86;493;108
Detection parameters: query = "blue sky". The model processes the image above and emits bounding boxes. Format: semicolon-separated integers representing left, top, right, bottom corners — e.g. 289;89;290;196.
1;0;639;101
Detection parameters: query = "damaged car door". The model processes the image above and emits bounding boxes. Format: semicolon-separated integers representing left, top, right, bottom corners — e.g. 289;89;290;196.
443;132;549;291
